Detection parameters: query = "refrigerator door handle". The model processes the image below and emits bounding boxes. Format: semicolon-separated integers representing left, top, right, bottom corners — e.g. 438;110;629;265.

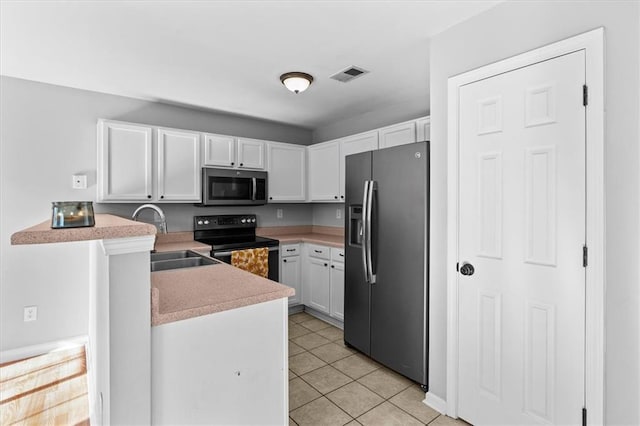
361;180;370;283
366;180;376;284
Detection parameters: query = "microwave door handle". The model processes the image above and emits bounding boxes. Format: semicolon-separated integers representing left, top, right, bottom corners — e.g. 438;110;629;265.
252;177;257;201
361;180;370;283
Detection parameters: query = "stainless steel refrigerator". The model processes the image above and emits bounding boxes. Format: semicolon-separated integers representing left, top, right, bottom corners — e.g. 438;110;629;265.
344;141;429;388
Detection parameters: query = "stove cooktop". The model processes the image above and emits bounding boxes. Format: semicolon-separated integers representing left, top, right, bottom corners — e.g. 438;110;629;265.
196;235;279;252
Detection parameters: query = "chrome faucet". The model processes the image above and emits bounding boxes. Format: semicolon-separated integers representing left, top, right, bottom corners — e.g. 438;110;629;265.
132;204;168;234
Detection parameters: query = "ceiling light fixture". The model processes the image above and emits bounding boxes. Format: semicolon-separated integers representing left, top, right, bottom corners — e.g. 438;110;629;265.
280;72;313;94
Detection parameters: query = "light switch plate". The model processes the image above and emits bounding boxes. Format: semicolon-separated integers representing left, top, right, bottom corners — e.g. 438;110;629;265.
336;209;342;219
276;209;283;219
72;175;87;189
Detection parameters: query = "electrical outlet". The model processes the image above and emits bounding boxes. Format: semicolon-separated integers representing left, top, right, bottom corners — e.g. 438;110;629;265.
276;209;283;219
24;306;37;322
336;209;342;219
72;174;87;189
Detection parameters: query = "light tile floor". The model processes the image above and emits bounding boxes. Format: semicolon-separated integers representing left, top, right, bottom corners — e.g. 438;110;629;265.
288;312;469;425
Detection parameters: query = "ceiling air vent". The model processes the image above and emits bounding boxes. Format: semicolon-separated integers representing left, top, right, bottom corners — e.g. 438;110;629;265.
330;66;369;83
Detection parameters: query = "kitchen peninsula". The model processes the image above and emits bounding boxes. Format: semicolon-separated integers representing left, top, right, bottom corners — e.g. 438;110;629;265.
11;214;293;425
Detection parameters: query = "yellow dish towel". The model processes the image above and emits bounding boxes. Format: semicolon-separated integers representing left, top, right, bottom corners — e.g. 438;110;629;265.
231;247;269;278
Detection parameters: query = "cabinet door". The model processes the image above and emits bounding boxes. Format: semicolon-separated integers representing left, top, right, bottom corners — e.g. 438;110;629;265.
330;261;345;321
305;257;331;314
379;121;417;149
307;141;340;201
98;120;153;201
203;133;236;167
416;116;431;141
237;138;265;169
281;255;302;306
267;143;306;202
157;128;201;202
339;131;378;199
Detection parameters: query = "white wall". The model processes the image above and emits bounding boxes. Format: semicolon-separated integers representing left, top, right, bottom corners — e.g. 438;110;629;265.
429;1;640;424
0;77;312;352
311;204;345;228
312;98;429;144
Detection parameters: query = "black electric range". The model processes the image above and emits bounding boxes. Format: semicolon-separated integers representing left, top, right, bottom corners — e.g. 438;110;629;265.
193;214;279;281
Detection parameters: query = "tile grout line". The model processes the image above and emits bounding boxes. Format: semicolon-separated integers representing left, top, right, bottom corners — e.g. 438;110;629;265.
289;316;440;425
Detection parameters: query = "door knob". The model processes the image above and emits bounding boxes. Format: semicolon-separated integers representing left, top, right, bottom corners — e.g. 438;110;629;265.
460;262;475;276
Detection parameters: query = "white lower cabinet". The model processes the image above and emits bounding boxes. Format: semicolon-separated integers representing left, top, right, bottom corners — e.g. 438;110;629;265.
290;243;344;322
306;257;331;314
151;299;288;425
280;243;302;305
330;248;345;321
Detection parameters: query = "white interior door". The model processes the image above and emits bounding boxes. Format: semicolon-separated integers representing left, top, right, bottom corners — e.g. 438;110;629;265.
457;51;586;425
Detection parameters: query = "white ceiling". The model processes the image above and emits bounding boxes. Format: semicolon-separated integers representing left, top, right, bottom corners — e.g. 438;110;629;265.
0;1;500;130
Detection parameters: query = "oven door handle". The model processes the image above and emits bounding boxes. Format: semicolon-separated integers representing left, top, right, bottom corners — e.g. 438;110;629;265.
213;246;279;257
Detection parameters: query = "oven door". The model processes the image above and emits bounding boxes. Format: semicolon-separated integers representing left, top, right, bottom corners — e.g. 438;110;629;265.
202;168;268;206
212;246;279;282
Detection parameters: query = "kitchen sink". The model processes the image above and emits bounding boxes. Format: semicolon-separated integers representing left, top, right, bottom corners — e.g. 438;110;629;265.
151;250;219;272
151;250;204;262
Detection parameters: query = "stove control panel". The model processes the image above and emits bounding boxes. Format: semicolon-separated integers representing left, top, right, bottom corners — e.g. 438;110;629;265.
194;214;257;230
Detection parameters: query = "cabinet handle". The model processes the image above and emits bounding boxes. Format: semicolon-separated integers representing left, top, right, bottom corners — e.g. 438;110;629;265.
334;195;338;199
231;162;234;166
269;196;273;200
160;195;164;199
286;249;296;252
341;195;344;199
324;263;328;267
240;163;244;167
331;265;335;268
314;250;322;253
283;259;287;263
339;253;344;257
147;195;152;199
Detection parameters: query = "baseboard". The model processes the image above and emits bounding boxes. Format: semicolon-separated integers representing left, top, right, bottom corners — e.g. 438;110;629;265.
288;304;305;315
424;392;447;415
301;306;344;330
0;335;88;363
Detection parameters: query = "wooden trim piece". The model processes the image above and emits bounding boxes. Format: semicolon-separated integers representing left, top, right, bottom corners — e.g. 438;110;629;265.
100;235;155;255
424;391;447;415
446;28;605;423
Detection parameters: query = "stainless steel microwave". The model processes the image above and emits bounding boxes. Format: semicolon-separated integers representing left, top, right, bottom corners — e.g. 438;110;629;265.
201;167;268;206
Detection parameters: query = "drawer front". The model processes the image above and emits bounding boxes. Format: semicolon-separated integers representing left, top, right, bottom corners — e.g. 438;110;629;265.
307;244;330;260
281;243;300;257
331;248;345;263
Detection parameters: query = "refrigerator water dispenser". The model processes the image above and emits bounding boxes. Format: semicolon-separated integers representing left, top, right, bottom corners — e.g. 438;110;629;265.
349;205;363;246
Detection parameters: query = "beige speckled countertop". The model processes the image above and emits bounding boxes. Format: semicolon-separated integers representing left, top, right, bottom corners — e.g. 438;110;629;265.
151;261;294;326
11;214;156;245
257;225;344;248
149;227;343;325
154;231;210;253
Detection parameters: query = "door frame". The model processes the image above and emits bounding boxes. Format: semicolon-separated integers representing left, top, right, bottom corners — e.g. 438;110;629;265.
446;28;604;423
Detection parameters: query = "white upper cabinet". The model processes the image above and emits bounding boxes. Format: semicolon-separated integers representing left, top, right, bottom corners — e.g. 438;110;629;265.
338;130;379;200
267;142;306;202
416;116;431;141
157;128;201;202
237;138;265;169
203;133;236;167
98;120;153;201
203;134;265;170
307;141;341;202
98;120;201;203
378;120;417;149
